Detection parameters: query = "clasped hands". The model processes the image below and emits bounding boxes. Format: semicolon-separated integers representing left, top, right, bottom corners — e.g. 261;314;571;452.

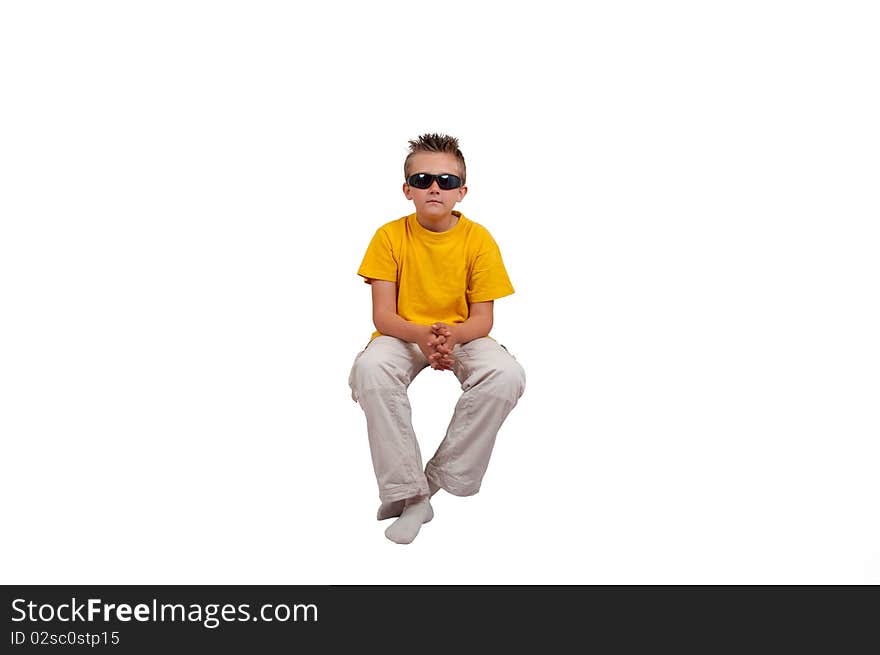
420;322;458;371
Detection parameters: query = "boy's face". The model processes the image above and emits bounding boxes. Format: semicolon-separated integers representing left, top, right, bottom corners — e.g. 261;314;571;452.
403;152;468;218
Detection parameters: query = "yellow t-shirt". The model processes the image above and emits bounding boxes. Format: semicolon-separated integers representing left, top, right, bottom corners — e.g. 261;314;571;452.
357;211;514;341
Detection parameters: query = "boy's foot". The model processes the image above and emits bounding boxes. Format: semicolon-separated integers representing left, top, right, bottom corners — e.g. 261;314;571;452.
377;499;405;520
377;483;440;520
384;497;433;544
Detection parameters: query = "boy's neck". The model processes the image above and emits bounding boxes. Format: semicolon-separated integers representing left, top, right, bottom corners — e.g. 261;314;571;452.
416;210;459;233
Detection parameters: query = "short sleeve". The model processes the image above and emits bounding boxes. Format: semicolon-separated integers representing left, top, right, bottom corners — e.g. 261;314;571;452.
467;231;514;303
357;228;398;285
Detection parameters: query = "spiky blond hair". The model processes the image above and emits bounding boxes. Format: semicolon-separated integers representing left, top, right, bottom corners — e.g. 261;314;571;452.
404;133;467;184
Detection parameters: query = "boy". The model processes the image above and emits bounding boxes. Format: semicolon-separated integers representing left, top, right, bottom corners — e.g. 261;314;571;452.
348;133;526;544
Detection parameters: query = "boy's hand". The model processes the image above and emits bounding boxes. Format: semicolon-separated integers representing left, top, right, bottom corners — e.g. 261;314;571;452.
417;326;455;370
430;338;455;370
431;323;460;363
429;330;455;370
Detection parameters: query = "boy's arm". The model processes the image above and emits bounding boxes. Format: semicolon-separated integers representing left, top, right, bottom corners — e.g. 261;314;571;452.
451;301;493;344
370;280;425;343
370;280;451;369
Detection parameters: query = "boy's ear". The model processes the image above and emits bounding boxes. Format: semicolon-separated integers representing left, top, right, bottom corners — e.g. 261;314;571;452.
402;182;413;200
458;185;468;201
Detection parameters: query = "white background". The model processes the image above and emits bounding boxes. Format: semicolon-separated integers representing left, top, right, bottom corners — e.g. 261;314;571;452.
1;1;878;584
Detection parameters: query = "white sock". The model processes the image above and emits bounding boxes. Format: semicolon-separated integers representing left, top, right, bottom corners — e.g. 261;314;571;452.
377;499;405;520
377;482;441;520
384;497;433;544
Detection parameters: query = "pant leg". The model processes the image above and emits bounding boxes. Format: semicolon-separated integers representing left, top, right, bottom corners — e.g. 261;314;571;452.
348;336;431;503
425;338;526;496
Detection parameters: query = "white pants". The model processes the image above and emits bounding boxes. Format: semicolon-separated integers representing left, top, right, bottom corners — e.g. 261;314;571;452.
348;336;526;503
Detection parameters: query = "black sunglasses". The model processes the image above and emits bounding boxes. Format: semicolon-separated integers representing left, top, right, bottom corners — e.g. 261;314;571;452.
406;173;463;190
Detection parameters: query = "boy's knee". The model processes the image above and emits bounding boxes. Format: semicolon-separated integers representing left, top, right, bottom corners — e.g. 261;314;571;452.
490;360;526;401
351;351;404;391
